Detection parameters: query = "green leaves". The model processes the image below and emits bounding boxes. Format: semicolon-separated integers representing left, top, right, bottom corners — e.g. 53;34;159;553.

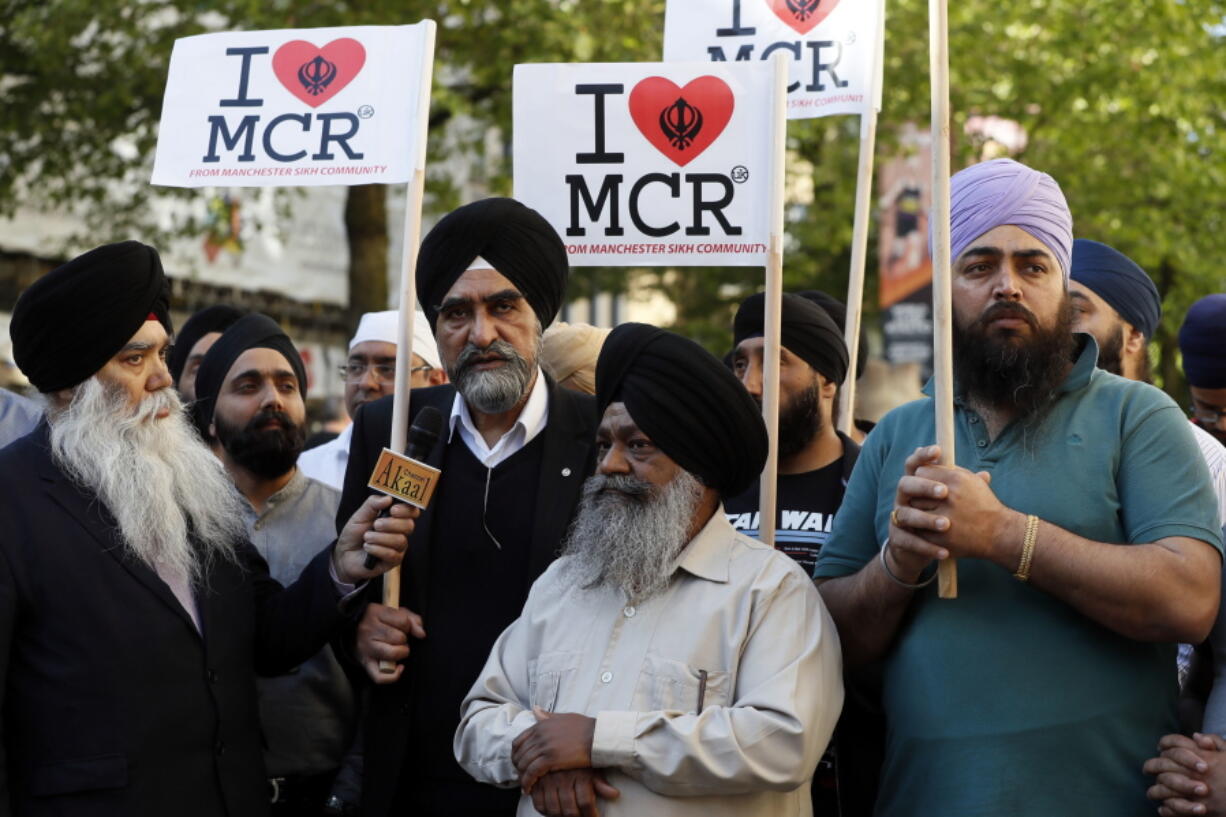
3;0;1223;398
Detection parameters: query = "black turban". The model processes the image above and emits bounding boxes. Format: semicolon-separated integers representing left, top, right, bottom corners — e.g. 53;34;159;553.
796;290;866;381
416;197;568;332
733;292;850;385
10;240;171;393
596;323;767;497
192;313;307;434
168;304;244;384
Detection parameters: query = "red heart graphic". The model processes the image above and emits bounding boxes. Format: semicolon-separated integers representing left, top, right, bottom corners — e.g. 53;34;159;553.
272;38;366;108
766;0;840;35
628;76;734;167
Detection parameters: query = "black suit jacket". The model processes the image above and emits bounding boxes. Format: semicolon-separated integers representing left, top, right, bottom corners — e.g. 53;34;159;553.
336;380;598;817
0;423;349;817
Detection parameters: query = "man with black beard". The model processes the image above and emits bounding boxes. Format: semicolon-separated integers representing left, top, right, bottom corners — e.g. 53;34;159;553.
814;159;1223;817
455;323;844;817
0;241;414;817
727;291;876;817
725;291;856;575
341;198;599;817
193;312;359;816
1066;240;1226;696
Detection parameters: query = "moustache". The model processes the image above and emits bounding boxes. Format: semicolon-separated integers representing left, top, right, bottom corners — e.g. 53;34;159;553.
245;409;298;435
455;341;516;375
127;387;183;424
583;473;654;502
975;302;1039;332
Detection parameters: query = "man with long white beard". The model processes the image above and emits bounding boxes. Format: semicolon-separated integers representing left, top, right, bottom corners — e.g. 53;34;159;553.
814;159;1224;817
340;198;600;817
454;322;844;817
0;241;416;817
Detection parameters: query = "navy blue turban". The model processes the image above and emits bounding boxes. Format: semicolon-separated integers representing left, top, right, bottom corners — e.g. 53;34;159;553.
597;323;767;497
1179;294;1226;388
1070;239;1162;340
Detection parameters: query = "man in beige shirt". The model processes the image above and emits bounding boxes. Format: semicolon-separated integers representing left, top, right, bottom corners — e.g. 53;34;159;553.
454;323;844;817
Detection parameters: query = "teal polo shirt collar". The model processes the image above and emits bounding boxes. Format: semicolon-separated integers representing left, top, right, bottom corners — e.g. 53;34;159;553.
920;332;1099;400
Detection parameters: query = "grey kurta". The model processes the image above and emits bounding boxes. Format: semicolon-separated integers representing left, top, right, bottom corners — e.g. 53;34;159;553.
455;510;843;816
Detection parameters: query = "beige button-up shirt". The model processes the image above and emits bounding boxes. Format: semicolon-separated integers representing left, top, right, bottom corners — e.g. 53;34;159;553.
454;510;844;816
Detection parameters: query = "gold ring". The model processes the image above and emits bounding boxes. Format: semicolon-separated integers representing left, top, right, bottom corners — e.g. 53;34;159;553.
890;508;901;527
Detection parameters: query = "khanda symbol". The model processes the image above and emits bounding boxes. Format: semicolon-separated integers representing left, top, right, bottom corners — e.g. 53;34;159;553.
298;55;339;96
659;97;703;151
786;0;822;22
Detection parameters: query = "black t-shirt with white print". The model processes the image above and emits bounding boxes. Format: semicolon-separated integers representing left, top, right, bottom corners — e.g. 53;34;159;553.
723;431;860;576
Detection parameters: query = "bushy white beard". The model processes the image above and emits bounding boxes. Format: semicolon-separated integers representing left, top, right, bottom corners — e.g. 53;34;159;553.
449;334;542;415
560;470;704;602
47;377;245;587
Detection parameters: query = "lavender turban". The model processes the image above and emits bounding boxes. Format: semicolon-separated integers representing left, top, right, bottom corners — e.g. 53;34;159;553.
937;158;1073;282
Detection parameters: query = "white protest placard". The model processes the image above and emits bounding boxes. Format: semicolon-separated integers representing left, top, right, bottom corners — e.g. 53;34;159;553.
152;24;432;187
514;61;776;267
663;0;881;119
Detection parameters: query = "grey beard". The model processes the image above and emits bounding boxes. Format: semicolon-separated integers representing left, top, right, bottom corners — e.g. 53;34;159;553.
559;470;704;602
449;337;540;414
47;377;245;587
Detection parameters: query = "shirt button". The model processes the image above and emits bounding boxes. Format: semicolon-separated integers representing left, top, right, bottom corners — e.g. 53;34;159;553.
215;739;226;756
253;521;263;531
976;439;987;448
600;671;613;684
207;669;218;684
969;416;979;424
561;467;572;477
623;606;636;618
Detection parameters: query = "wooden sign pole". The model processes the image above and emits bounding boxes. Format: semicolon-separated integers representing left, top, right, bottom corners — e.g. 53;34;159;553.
379;22;437;672
928;0;957;598
759;51;789;547
838;0;886;436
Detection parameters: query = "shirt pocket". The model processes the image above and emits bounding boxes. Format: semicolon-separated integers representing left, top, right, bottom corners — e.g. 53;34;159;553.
527;650;580;712
640;654;733;714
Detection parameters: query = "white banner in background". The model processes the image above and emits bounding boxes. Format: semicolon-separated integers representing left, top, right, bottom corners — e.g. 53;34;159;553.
664;0;881;119
152;23;432;187
514;61;776;267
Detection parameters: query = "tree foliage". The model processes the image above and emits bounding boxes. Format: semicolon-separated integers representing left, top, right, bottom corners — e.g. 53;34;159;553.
2;0;1224;396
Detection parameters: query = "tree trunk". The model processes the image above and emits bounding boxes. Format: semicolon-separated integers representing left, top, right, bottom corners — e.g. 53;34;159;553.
1153;257;1185;400
344;184;389;333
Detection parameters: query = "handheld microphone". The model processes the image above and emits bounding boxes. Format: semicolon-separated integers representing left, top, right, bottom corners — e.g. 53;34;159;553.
363;405;445;569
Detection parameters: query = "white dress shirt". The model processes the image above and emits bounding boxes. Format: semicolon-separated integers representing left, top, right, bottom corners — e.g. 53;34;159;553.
455;511;844;816
297;424;353;492
449;368;549;468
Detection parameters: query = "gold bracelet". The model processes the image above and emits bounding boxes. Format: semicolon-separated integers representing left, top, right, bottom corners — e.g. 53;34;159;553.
1013;514;1039;582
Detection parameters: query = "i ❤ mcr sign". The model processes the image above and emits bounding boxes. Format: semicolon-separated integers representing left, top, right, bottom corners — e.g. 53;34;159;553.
664;0;881;119
152;24;432;188
514;62;775;267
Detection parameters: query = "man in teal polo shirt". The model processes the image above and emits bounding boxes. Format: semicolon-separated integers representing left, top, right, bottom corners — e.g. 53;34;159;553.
814;158;1223;817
